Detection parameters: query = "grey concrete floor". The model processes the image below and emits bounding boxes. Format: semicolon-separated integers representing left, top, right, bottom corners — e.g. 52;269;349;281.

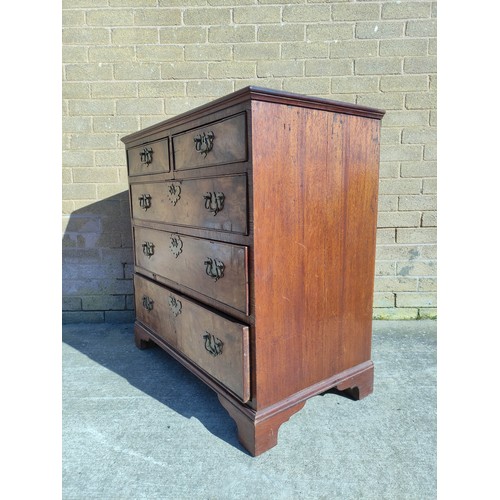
63;320;436;500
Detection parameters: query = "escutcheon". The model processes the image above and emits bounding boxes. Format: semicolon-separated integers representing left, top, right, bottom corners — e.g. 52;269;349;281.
168;295;182;317
169;234;183;258
167;183;181;205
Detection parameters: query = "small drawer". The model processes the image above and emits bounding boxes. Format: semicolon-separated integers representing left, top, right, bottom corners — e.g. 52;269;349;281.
127;139;169;176
134;226;248;314
173;113;247;171
130;174;248;235
134;274;250;402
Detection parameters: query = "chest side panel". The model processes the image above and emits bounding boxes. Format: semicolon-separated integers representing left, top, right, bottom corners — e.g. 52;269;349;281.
251;100;381;409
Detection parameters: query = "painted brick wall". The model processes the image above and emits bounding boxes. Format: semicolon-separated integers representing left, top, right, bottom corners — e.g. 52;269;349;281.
62;0;437;323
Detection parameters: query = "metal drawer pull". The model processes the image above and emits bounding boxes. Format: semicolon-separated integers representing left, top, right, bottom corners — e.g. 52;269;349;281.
194;131;215;158
142;296;154;311
167;182;181;206
203;191;225;216
140;147;153;166
138;194;152;210
204;257;225;281
169;234;183;258
168;295;182;317
142;241;155;258
203;332;223;357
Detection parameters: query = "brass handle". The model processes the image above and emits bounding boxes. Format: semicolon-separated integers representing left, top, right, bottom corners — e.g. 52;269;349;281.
168;295;182;317
138;194;152;211
194;131;215;158
142;296;154;311
169;234;183;258
203;332;223;357
204;257;224;281
167;182;181;206
203;192;225;216
140;147;153;166
142;241;155;258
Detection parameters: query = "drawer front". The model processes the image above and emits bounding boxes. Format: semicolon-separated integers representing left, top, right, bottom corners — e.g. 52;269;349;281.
130;174;248;234
134;274;250;402
134;226;248;314
127;139;169;176
135;274;177;347
173;113;247;171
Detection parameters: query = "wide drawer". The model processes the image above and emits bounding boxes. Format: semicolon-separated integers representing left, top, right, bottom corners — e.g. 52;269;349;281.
134;274;250;402
127;139;169;176
130;174;248;234
134;226;248;314
173;113;247;171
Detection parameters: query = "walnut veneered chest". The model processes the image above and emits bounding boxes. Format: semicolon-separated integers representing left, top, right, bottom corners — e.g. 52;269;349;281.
121;86;385;456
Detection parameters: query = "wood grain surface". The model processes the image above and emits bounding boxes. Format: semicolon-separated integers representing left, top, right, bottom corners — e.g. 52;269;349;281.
127;138;170;176
123;86;384;455
134;274;250;402
251;100;381;408
134;226;249;314
130;174;248;234
173;112;247;171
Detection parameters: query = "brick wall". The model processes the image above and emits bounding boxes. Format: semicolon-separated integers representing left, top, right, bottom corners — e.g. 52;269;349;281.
62;0;437;323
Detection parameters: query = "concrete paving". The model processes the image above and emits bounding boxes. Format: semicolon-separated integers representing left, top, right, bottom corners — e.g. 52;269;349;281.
62;320;436;500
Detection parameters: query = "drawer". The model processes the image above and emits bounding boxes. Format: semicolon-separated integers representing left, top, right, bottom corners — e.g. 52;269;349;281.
127;139;169;176
173;113;247;171
134;226;248;314
130;174;248;234
134;274;177;347
134;274;250;402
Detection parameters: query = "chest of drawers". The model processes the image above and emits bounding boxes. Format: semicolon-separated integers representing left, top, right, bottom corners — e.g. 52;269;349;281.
121;86;384;456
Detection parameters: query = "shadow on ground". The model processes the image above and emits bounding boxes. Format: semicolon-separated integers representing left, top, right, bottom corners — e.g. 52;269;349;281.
63;320;437;499
63;323;246;453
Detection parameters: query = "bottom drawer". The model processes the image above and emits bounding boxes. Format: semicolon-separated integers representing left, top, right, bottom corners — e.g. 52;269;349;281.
134;274;250;403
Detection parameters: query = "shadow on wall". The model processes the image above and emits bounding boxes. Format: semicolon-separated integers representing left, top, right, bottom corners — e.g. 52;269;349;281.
62;190;135;323
62;192;246;452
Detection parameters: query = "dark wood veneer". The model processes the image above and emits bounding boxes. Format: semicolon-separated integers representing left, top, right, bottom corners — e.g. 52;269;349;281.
130;174;248;234
133;226;249;314
172;112;247;171
127;139;169;177
122;86;384;456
